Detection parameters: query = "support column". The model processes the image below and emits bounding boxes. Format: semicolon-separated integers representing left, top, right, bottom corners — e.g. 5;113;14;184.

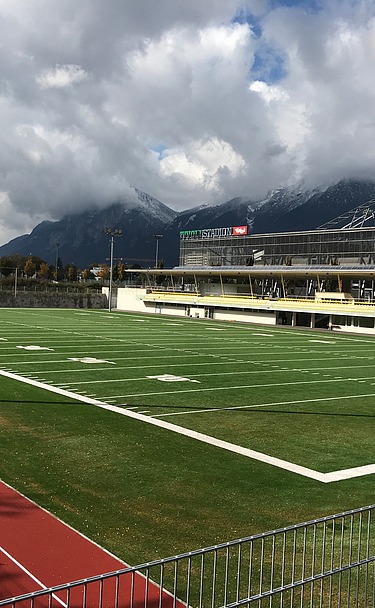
249;274;253;297
281;274;286;298
219;273;224;296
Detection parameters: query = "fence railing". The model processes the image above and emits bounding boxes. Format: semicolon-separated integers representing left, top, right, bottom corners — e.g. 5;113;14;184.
0;284;102;294
1;505;374;608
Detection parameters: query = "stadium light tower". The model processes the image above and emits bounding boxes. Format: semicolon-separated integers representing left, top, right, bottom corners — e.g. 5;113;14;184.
55;242;60;282
104;228;123;312
154;234;163;268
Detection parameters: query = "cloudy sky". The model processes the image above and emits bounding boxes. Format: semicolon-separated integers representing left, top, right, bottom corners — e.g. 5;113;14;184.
0;0;375;245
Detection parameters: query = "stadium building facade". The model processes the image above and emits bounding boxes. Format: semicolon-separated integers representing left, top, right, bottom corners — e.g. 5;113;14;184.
179;224;375;267
118;216;375;335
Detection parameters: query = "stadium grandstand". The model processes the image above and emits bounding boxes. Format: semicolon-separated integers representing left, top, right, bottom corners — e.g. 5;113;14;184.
118;200;375;334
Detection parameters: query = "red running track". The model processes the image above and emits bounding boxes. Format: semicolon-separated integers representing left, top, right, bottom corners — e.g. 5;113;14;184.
0;480;183;608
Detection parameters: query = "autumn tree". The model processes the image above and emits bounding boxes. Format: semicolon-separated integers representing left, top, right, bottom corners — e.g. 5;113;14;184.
38;262;51;280
82;268;95;281
97;264;110;281
24;258;36;278
117;262;127;282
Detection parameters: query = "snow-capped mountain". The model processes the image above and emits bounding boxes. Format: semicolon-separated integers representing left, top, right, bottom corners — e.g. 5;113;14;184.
1;179;375;268
0;190;177;268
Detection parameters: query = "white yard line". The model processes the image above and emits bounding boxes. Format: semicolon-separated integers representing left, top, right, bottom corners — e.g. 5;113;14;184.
152;392;375;417
107;376;372;399
2;354;374;375
1;369;374;484
63;365;375;386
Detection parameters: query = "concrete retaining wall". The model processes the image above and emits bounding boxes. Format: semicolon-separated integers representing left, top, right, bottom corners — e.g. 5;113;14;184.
0;291;107;308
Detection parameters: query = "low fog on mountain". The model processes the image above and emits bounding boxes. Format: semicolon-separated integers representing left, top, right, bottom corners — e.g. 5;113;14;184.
1;179;375;269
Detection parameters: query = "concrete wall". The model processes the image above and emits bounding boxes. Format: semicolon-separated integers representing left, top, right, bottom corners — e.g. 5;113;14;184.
214;309;276;324
155;304;187;316
330;322;375;335
117;287;147;312
189;306;204;318
0;291;107;308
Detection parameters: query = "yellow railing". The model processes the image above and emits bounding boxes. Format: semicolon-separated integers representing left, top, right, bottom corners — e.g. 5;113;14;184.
144;291;200;301
278;297;375;307
143;291;375;312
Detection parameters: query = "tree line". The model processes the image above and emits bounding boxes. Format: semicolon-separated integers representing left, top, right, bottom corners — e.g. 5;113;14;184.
0;255;141;283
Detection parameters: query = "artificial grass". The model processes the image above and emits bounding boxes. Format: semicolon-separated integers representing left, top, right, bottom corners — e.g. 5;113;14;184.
0;309;375;566
0;388;375;566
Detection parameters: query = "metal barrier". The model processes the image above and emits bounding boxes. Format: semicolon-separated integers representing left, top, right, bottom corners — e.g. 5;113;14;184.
144;292;375;312
278;297;375;309
1;505;374;608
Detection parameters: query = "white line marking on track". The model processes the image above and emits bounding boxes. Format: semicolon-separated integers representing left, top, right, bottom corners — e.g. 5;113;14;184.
1;369;374;484
0;546;67;607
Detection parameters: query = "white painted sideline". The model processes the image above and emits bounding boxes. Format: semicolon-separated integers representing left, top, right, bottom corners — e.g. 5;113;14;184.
1;369;375;484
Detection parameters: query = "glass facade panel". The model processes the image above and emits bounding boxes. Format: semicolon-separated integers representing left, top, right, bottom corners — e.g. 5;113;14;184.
179;227;375;266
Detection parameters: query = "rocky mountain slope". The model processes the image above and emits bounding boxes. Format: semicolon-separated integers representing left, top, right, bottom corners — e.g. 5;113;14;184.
1;179;375;268
0;190;177;269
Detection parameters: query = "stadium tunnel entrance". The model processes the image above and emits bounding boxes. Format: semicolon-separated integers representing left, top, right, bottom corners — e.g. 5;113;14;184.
295;312;311;327
276;311;293;325
314;313;330;329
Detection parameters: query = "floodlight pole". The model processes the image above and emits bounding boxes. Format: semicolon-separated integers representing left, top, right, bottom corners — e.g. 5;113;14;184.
109;235;114;312
155;234;163;268
55;242;60;282
104;228;123;312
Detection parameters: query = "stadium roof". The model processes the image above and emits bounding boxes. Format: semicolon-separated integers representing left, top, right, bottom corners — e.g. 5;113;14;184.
125;265;375;279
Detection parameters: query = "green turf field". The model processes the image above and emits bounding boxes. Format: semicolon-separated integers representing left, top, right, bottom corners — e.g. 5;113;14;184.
0;308;374;565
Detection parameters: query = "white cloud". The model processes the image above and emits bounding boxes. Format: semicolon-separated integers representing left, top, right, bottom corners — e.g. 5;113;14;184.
36;64;88;89
249;80;287;104
0;0;375;243
159;138;245;192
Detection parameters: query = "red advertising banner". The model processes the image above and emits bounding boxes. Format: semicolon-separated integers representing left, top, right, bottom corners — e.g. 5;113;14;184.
232;225;248;236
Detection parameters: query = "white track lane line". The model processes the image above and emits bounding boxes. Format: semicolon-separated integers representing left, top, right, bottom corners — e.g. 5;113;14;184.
0;546;67;606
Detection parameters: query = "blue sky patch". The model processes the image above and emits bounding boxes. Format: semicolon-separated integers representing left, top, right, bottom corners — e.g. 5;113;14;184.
252;48;287;84
269;0;323;12
150;144;169;160
232;7;262;38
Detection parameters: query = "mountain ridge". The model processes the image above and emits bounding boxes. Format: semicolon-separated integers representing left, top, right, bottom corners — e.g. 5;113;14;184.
1;179;375;268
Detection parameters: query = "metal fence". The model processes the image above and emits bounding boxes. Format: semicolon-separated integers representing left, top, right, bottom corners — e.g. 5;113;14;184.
0;285;102;294
1;505;375;608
